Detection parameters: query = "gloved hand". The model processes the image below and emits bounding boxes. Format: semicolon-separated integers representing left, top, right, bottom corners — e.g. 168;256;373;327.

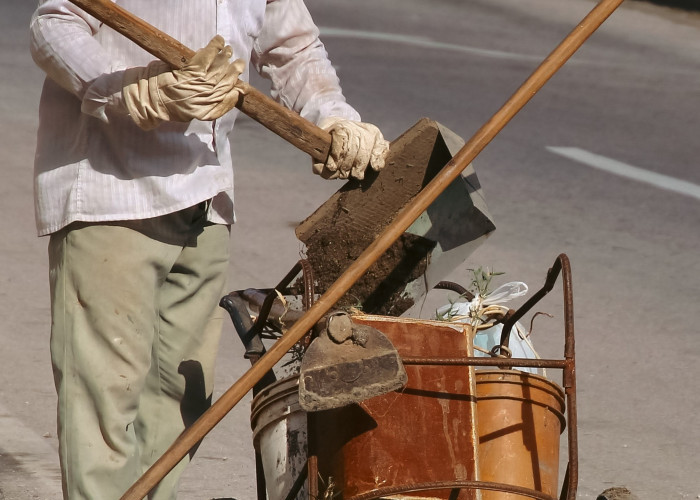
312;117;390;180
122;35;244;130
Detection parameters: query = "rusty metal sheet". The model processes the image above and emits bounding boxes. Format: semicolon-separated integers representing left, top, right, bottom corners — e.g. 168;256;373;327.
312;316;480;500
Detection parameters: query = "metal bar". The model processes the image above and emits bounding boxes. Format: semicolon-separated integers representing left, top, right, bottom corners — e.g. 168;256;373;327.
558;254;578;500
401;357;568;368
306;412;319;500
498;254;563;348
252;262;304;336
349;480;559;500
299;259;316;352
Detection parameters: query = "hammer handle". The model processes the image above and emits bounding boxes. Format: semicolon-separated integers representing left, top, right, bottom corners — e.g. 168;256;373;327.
67;0;332;163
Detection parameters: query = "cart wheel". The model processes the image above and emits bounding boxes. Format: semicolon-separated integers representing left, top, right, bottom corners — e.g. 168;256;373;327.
597;487;638;500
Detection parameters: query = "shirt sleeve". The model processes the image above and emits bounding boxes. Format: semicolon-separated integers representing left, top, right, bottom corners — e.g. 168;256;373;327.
251;0;361;125
30;0;127;122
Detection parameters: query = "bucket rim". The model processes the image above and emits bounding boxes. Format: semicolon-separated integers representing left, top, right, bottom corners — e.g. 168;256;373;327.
474;369;566;429
474;369;564;396
250;375;301;432
250;375;300;407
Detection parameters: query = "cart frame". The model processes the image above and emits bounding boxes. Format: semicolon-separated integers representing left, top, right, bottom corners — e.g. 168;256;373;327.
229;253;577;500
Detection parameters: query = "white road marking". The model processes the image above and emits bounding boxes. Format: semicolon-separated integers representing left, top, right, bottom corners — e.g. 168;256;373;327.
547;147;700;201
319;27;541;62
318;27;699;77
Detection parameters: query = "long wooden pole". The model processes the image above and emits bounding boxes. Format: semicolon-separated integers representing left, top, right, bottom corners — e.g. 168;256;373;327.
85;0;625;498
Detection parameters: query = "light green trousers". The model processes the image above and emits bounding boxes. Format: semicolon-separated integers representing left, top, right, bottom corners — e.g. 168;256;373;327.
48;205;230;500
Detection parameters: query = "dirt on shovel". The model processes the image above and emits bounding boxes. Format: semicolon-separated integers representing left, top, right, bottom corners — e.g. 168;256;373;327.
298;119;451;316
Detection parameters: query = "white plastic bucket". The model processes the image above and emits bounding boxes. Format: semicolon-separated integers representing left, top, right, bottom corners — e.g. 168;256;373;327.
250;376;307;500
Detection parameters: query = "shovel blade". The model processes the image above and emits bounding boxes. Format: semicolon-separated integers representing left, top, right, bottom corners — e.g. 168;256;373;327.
297;118;495;316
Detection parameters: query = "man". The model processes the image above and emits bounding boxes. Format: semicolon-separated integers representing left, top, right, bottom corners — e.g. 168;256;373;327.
29;1;389;498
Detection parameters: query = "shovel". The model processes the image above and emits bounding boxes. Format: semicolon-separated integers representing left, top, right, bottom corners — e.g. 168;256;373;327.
297;121;495;316
61;0;625;498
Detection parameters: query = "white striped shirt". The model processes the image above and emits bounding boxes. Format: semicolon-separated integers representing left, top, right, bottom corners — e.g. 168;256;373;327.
30;0;360;236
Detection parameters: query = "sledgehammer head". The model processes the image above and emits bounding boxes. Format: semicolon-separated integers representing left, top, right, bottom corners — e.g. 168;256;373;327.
296;118;496;316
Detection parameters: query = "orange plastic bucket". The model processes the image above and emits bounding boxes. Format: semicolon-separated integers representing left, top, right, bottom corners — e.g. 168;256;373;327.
475;370;566;499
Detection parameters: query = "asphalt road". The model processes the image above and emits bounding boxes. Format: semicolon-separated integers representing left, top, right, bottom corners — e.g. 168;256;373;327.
2;0;699;499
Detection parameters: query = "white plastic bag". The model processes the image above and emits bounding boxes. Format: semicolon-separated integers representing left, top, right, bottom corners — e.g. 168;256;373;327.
436;282;545;376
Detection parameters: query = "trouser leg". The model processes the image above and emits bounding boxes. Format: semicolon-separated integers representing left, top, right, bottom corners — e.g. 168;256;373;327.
49;207;229;500
135;222;230;500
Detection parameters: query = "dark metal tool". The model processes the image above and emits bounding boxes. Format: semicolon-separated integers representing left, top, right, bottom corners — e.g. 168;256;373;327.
219;292;277;396
298;311;407;412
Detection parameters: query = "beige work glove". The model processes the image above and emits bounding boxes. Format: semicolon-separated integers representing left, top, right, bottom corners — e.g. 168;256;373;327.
312;117;390;180
122;35;244;130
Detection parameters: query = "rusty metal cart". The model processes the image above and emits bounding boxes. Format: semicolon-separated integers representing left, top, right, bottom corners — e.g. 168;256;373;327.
222;253;578;500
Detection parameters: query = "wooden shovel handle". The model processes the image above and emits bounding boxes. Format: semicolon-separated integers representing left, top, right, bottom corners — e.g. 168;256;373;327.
67;0;332;163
